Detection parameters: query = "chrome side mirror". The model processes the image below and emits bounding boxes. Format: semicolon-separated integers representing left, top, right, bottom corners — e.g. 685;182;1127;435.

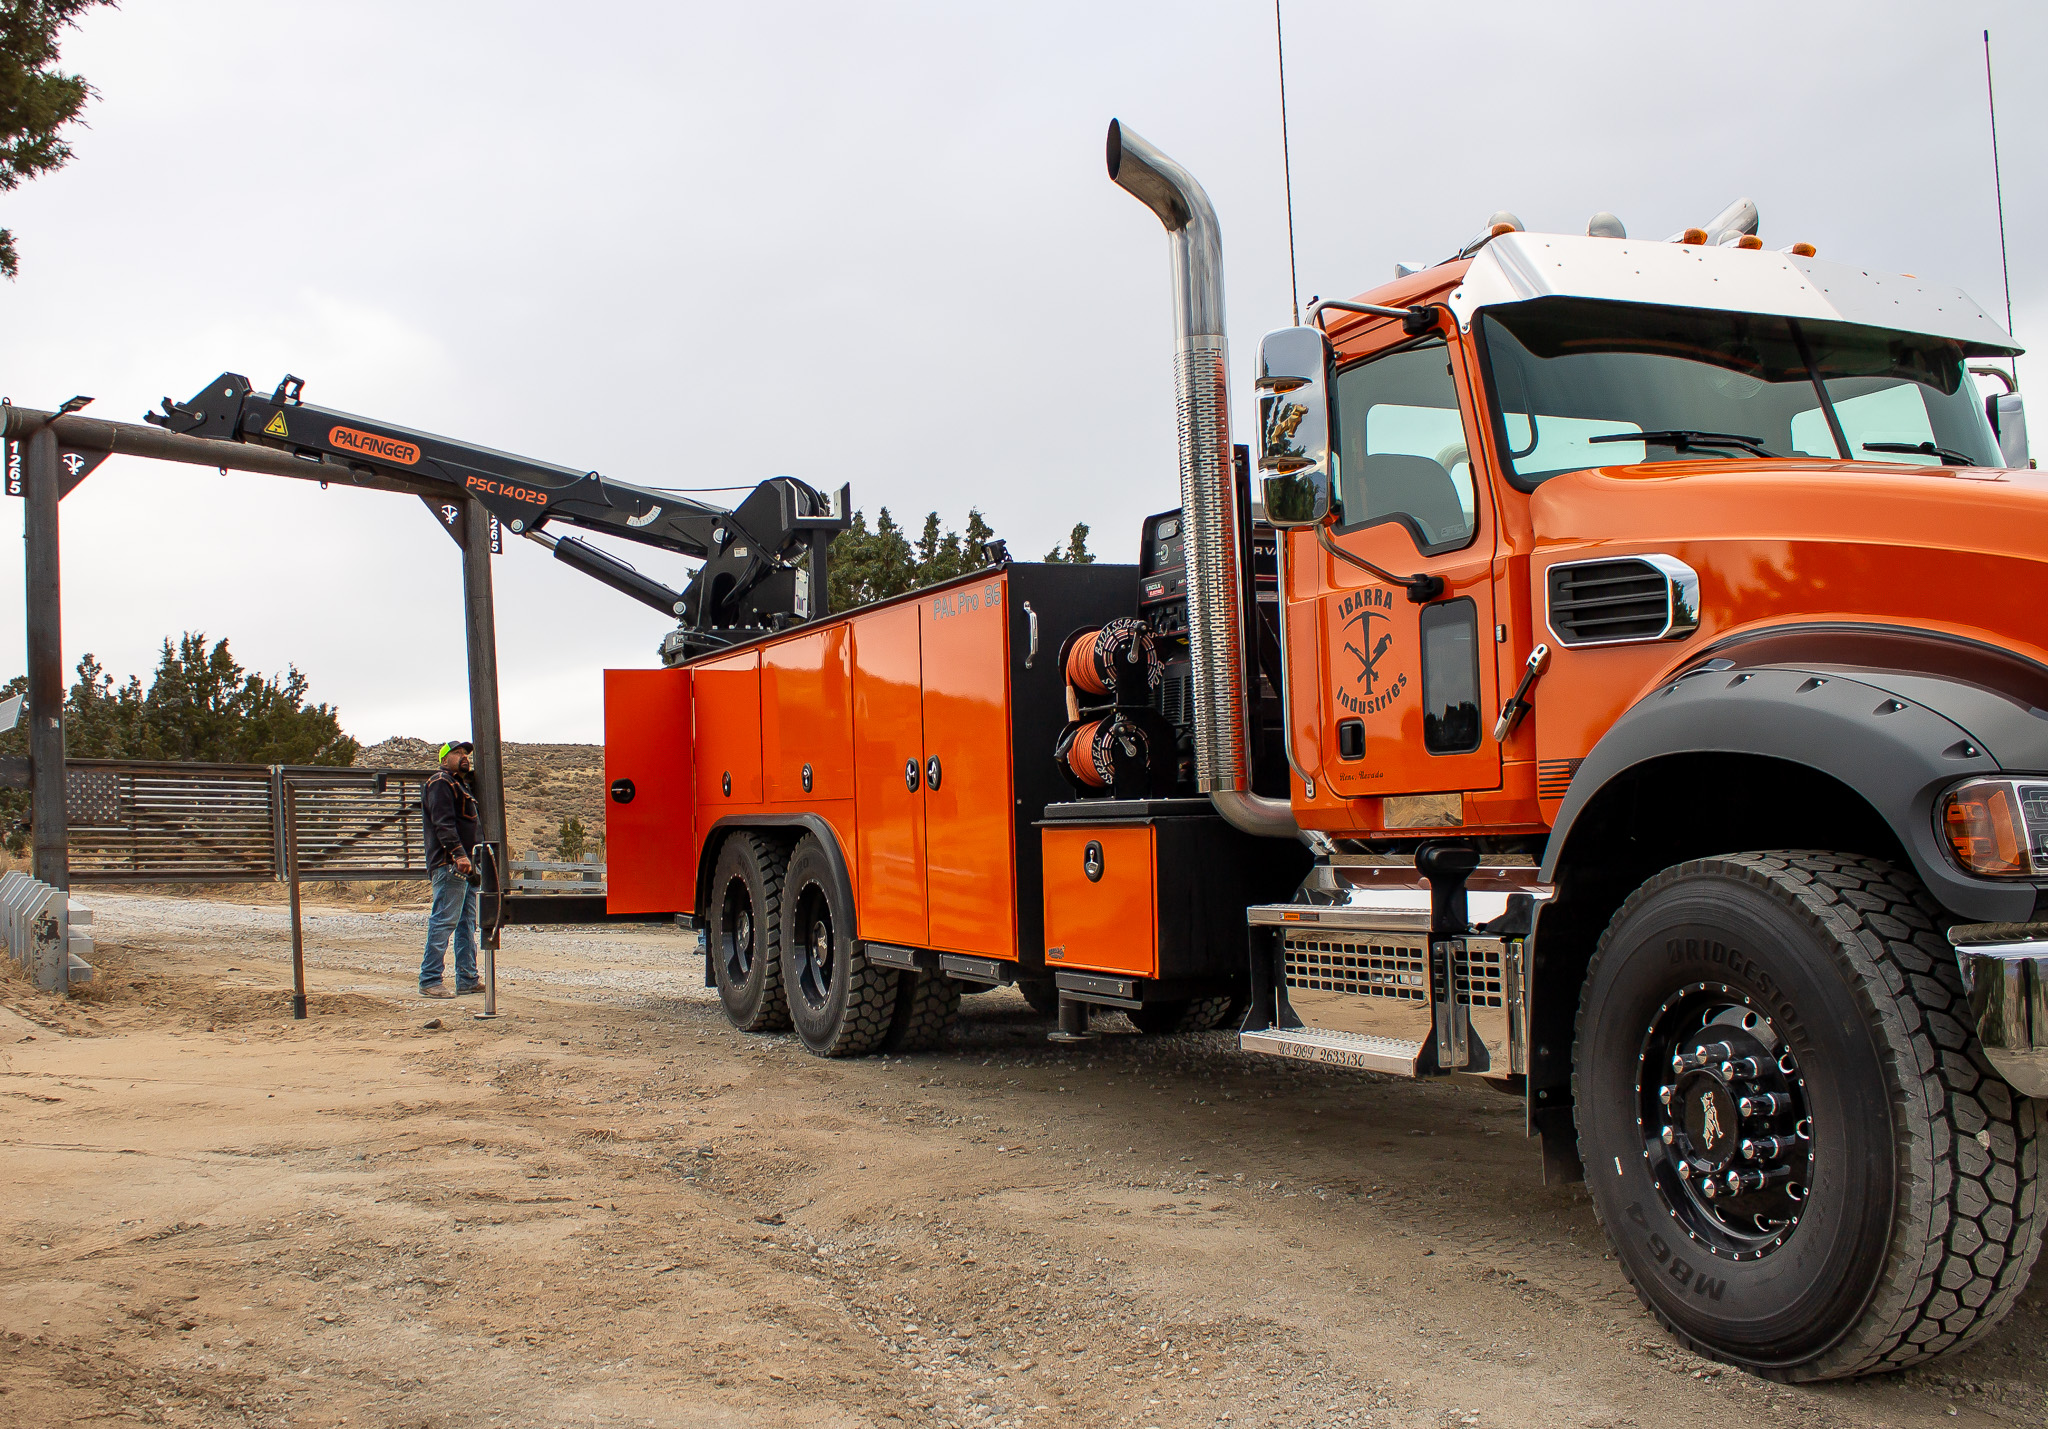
1974;366;2030;469
1261;468;1332;527
1993;392;2030;468
1256;325;1337;528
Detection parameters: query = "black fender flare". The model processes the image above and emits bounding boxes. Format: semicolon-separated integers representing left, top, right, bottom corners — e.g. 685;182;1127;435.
1539;658;2046;924
696;813;857;929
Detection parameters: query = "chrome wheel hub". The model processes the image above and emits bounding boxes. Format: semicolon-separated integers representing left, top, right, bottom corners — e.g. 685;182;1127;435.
1638;982;1813;1260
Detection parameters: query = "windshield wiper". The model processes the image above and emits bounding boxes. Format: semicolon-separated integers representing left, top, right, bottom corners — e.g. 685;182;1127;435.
1861;440;1977;468
1588;429;1781;459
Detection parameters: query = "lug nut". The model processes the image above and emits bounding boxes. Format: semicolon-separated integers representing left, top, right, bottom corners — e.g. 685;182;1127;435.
1726;1166;1789;1195
1700;1177;1718;1199
1741;1134;1798;1161
1719;1057;1762;1079
1739;1092;1787;1118
1671;1053;1687;1075
1677;1162;1692;1181
1697;1041;1734;1064
1661;1125;1676;1145
1658;1084;1675;1106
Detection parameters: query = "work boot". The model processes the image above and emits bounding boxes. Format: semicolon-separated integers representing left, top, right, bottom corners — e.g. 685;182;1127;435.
456;982;485;996
420;982;456;999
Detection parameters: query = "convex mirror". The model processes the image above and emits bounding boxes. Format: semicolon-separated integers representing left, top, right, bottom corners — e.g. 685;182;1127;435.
1256;325;1337;527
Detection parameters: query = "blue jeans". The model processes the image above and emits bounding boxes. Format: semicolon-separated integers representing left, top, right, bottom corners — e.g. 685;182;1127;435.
421;863;480;989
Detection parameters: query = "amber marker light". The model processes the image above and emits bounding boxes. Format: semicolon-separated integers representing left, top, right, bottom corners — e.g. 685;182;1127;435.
1940;778;2037;876
1737;234;1764;250
1681;228;1709;245
1787;242;1817;257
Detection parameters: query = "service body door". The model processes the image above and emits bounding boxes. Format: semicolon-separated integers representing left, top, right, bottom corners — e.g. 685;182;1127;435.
603;667;695;914
1315;331;1501;804
919;574;1016;960
851;600;928;946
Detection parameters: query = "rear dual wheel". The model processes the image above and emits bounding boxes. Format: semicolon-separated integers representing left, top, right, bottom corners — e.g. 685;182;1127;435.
1576;852;2043;1380
708;834;790;1032
782;835;901;1058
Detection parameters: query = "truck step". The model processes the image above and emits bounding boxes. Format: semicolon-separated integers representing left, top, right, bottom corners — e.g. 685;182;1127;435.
1238;1026;1424;1076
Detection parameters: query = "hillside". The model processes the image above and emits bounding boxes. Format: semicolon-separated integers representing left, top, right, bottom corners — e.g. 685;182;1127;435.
357;737;608;863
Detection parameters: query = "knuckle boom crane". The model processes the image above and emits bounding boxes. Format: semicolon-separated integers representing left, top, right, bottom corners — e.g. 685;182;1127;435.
146;372;849;660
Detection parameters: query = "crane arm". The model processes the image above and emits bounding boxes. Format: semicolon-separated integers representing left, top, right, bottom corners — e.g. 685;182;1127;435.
146;373;849;652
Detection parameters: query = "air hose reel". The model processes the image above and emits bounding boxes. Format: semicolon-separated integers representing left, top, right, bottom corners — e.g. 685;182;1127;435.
1052;618;1176;799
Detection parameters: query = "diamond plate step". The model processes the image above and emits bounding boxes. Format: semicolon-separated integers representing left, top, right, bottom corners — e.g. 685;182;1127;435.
1239;1026;1424;1075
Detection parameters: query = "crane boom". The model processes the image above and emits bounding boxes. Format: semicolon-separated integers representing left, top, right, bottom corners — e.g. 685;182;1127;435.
146;373;849;655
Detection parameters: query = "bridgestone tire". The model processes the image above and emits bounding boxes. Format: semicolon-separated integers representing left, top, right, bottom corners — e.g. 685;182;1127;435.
781;836;897;1057
884;970;961;1053
1575;852;2044;1381
708;833;791;1033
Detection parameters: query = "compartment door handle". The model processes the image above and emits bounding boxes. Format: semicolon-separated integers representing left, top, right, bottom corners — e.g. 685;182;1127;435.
1023;601;1038;667
904;758;920;792
926;756;942;792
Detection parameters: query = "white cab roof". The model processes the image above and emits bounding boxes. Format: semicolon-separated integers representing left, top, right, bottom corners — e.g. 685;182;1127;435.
1446;231;2020;355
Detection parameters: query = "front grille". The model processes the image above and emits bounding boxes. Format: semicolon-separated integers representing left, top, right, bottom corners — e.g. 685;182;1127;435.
1453;940;1505;1008
1547;559;1673;645
1284;935;1428;1002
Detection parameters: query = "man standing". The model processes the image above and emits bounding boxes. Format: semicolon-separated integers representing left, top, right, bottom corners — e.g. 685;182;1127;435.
420;739;483;998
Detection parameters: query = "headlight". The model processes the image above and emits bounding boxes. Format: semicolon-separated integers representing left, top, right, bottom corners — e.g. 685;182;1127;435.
1939;777;2048;877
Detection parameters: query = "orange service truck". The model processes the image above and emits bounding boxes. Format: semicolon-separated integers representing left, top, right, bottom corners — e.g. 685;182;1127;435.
602;121;2045;1380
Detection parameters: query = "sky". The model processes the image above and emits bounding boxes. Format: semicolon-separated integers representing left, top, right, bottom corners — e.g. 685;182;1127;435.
0;0;2042;745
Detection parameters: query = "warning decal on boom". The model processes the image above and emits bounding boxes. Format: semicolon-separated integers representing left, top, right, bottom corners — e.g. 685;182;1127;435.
262;411;289;438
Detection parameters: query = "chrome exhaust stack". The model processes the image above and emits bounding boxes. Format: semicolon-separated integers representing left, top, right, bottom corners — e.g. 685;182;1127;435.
1107;120;1295;839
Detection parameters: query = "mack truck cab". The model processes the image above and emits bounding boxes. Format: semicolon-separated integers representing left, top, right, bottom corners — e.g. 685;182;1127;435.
1148;138;2047;1376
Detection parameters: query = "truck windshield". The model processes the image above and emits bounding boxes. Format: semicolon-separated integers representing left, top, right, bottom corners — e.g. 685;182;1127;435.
1476;297;2003;485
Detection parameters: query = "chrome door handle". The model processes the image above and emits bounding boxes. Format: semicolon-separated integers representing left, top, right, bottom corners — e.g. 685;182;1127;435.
925;756;942;792
1023;601;1038;667
904;758;920;792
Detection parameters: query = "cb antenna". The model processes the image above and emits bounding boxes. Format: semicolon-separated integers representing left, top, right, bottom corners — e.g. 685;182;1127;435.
1276;0;1300;326
1985;29;2017;381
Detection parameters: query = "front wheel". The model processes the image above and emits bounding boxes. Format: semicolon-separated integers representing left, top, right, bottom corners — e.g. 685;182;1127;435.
1575;852;2043;1381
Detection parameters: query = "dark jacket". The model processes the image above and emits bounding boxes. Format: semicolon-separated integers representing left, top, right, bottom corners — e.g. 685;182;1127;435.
423;769;479;871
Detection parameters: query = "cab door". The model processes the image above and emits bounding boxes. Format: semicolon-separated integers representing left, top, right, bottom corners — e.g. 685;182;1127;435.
1315;332;1501;802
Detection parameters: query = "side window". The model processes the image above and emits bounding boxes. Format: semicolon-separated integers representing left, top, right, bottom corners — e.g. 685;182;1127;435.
1419;599;1481;754
1332;338;1478;552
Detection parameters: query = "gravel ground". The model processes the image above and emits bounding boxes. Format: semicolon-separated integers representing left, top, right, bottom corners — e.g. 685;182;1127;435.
1;893;2042;1428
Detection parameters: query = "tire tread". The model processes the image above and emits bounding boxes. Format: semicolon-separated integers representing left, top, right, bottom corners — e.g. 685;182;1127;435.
1574;850;2043;1382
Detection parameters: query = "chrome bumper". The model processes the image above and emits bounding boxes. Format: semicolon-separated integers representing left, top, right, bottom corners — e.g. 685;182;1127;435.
1950;926;2048;1099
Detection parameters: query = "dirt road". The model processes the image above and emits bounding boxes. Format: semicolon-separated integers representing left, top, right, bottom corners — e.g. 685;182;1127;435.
3;895;2042;1428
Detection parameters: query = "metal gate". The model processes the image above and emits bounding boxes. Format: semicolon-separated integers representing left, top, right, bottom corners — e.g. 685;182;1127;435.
63;760;435;884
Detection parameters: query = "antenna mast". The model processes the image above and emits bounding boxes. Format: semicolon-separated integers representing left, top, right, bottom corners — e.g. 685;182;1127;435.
1985;29;2017;379
1275;0;1300;326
